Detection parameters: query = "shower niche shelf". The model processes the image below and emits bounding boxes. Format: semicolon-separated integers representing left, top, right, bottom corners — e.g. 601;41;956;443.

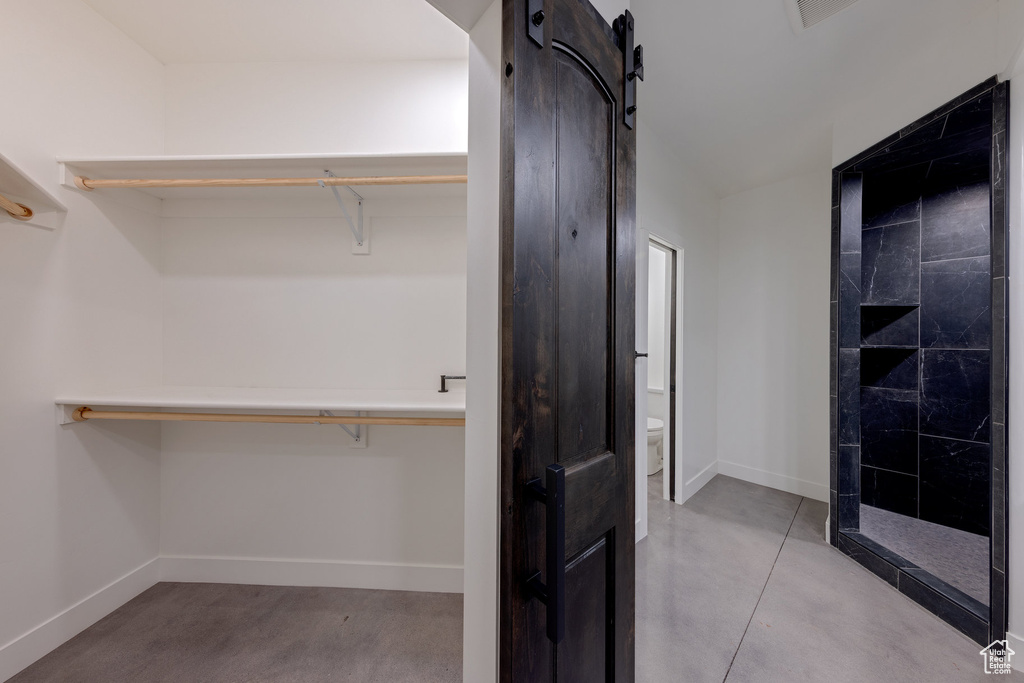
860;305;919;348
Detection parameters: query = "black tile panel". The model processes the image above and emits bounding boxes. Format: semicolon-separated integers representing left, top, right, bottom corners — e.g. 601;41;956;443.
919;435;990;535
992;127;1007;279
835;131;902;172
861;466;918;517
838;349;860;445
839;494;859;532
897;77;998;139
837;533;898;587
839;445;860;495
861;306;919;347
861;222;921;305
992;81;1008;136
843;531;916;568
835;78;996;173
942;91;994;139
901;567;989;621
924;149;990;197
858;127;990;177
919;256;991;349
920;182;990;262
830;301;839;393
840;253;861;348
993;185;1006;280
840;174;863;254
862;168;924;229
861;349;918;390
920;350;991;443
831;205;840;302
992;422;1006;572
860;388;918;474
991;568;1006;641
993;277;1006;425
898;570;990;644
830;434;838;494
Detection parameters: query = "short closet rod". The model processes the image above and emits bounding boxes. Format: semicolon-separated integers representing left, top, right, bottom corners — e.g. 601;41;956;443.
73;174;468;191
0;191;32;220
71;407;465;427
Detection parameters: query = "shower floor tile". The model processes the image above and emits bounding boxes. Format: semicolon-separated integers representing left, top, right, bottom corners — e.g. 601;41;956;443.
859;504;989;604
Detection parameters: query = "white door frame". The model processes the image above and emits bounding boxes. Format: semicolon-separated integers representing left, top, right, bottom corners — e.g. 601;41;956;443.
636;225;686;543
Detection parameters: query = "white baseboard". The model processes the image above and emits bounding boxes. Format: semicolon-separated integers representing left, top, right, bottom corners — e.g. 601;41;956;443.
1007;632;1024;671
717;460;829;502
160;556;464;594
676;460;719;505
0;558;160;683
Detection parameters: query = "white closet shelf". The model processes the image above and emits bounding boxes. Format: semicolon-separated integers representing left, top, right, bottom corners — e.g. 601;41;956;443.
0;151;67;230
55;385;466;426
57;152;468;201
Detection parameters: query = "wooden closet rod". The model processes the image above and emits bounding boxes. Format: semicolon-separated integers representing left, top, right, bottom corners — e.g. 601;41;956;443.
71;407;465;427
0;191;32;220
73;174;468;191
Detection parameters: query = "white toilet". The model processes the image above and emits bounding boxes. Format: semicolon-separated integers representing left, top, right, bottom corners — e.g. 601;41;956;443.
647;417;664;475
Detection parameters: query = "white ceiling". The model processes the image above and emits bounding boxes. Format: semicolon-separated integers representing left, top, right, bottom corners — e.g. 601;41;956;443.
82;0;469;63
634;0;1019;195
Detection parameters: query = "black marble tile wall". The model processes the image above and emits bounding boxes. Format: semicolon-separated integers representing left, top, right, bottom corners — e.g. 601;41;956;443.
839;253;861;348
839;445;860;495
839;349;860;445
919;436;990;535
831;79;1007;644
839;174;863;350
861;306;919;347
861;221;921;305
860;388;918;474
919;256;991;349
862;164;925;229
920;182;991;261
861;466;918;517
920;349;991;443
840;174;863;253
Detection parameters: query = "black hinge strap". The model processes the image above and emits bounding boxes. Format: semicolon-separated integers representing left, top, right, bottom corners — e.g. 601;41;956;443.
613;10;644;129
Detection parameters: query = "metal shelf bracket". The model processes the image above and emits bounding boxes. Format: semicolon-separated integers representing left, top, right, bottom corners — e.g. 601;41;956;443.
319;409;368;448
320;170;369;254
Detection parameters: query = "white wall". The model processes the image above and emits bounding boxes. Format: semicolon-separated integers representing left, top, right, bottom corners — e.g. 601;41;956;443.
464;1;501;680
0;1;165;679
716;171;832;501
156;57;470;590
636;120;721;506
164;61;468;156
157;194;468;591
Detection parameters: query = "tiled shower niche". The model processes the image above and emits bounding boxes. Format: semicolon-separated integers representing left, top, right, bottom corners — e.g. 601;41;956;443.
829;78;1009;646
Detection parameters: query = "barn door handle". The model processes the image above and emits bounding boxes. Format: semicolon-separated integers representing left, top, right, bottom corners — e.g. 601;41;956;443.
526;463;566;644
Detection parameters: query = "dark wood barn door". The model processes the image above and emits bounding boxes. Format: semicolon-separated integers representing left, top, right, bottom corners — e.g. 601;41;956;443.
500;0;637;680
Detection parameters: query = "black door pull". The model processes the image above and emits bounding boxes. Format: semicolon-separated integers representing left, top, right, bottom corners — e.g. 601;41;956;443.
526;464;566;644
635;351;648;358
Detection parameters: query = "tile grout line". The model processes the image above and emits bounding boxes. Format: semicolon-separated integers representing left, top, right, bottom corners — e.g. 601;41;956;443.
722;497;804;683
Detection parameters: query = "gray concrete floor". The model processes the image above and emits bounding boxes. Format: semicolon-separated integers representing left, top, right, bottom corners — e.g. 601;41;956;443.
8;583;462;683
639;473;1022;682
10;473;1019;682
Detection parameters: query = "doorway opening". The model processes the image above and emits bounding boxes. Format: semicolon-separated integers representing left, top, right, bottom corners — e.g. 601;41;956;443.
644;236;682;515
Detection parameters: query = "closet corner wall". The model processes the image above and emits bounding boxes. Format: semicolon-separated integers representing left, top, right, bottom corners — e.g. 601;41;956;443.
53;153;470;594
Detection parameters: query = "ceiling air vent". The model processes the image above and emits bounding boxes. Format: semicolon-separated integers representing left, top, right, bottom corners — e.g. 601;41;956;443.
784;0;860;33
